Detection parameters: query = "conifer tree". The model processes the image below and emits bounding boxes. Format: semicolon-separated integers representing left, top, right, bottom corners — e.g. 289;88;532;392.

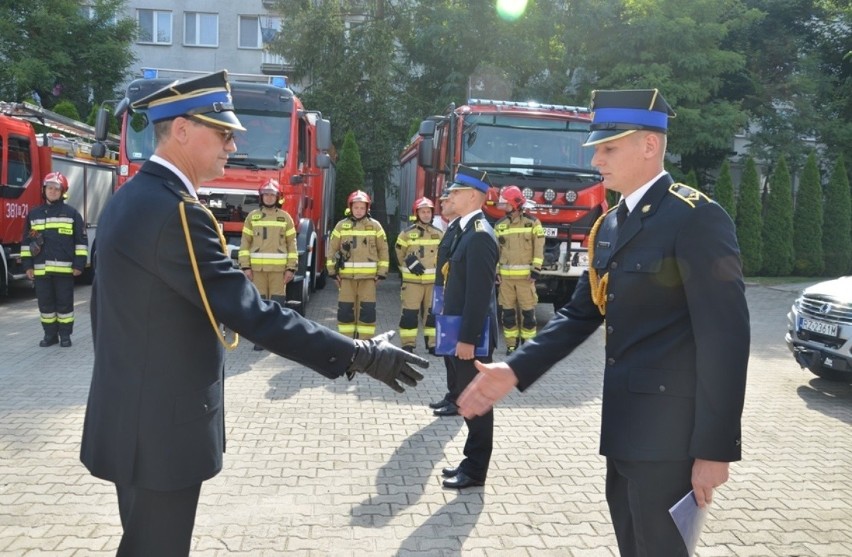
714;160;735;221
334;131;365;222
822;157;852;275
792;152;824;275
761;156;795;276
735;157;763;275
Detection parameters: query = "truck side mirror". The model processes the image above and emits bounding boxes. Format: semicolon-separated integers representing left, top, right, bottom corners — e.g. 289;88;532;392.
316;153;330;169
417;120;436;169
94;107;110;142
90;143;107;158
316;119;331;151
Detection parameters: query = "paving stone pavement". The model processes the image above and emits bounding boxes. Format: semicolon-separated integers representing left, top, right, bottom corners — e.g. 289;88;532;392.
0;275;850;556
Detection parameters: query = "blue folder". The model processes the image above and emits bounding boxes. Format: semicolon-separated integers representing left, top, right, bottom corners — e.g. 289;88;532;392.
435;314;491;357
432;286;444;316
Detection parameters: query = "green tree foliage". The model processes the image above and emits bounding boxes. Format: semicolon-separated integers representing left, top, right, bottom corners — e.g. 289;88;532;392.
761;157;795;275
51;100;81;121
714;160;736;220
792;152;824;275
0;1;136;116
579;0;758;181
683;169;700;192
736;157;763;275
822;156;852;275
334;131;366;222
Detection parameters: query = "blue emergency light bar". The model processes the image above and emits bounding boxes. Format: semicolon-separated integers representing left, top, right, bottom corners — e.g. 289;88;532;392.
139;68;287;89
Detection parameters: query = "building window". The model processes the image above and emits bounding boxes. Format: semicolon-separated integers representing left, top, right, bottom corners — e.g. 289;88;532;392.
185;12;218;47
138;9;172;44
238;15;281;49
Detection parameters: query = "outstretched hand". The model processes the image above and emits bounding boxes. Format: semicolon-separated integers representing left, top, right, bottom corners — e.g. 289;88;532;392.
457;360;518;417
349;331;428;393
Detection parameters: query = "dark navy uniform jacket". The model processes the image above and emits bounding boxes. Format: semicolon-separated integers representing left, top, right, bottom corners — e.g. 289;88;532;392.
507;174;749;463
442;211;499;348
81;161;355;491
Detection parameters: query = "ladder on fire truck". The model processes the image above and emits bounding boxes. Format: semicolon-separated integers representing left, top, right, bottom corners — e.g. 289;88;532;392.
0;101;120;145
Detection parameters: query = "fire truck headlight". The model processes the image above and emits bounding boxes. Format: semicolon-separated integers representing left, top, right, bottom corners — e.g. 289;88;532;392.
543;189;556;203
564;190;578;203
522;187;534;201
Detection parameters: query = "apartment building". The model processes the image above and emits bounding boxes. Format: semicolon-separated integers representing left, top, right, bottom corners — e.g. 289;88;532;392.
120;1;289;85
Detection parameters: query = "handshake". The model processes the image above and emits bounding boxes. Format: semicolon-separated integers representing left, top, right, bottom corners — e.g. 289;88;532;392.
347;331;428;392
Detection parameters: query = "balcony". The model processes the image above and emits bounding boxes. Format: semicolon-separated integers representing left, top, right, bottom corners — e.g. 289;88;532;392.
261;51;291;75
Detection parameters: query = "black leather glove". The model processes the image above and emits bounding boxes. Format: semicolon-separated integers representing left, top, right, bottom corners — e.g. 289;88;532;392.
404;253;426;275
348;331;428;393
530;270;540;280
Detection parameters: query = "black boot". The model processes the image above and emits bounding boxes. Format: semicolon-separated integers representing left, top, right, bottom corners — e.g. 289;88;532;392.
39;336;59;347
60;337;72;347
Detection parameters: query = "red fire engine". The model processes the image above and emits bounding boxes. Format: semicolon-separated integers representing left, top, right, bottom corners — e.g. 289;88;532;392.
1;102;118;295
399;99;607;308
94;69;335;314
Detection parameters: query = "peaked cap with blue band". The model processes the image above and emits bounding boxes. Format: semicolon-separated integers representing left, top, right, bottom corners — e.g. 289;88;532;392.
448;165;490;194
583;89;675;146
130;70;246;131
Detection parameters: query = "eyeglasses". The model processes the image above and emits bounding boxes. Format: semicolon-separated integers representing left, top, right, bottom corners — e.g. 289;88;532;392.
190;118;236;144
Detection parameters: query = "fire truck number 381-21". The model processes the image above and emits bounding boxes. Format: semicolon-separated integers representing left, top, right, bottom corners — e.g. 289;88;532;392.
5;202;28;219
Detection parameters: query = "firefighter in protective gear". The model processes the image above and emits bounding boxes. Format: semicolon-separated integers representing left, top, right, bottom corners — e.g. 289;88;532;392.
494;185;545;354
21;172;87;348
239;179;298;349
395;197;444;353
326;190;389;338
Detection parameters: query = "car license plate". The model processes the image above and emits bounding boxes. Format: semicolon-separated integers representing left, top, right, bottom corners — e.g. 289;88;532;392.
544;227;558;237
800;317;838;337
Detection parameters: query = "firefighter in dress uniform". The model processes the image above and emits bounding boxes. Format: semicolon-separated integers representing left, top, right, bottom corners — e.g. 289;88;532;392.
239;178;297;350
458;89;749;556
326;190;390;338
21;172;87;347
395;197;444;353
494;185;545;355
79;70;426;557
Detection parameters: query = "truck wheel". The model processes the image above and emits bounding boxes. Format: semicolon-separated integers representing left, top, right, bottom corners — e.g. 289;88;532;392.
315;268;327;290
286;275;310;317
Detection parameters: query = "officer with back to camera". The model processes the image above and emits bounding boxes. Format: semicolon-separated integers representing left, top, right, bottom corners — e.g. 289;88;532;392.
79;70;427;557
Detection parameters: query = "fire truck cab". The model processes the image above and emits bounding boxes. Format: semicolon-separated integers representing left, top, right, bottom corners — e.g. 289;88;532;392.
1;102;118;295
95;69;335;315
400;99;606;308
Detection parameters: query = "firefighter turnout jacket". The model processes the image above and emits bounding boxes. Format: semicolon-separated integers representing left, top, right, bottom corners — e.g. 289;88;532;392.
21;200;87;276
395;221;443;284
238;206;298;272
495;212;545;279
327;216;389;280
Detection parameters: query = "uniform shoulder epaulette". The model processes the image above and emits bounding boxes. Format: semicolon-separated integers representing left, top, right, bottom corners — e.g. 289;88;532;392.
668;182;712;208
178;190;200;205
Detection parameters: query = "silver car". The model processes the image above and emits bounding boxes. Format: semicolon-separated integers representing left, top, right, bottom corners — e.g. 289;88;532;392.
786;276;852;382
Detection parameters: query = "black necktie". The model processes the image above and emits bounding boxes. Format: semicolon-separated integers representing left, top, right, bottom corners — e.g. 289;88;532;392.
616;202;629;228
448;221;463;254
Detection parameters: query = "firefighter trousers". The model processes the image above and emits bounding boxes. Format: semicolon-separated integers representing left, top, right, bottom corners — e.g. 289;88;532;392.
34;274;75;340
399;282;436;350
252;270;286;299
337;278;377;339
498;278;538;349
